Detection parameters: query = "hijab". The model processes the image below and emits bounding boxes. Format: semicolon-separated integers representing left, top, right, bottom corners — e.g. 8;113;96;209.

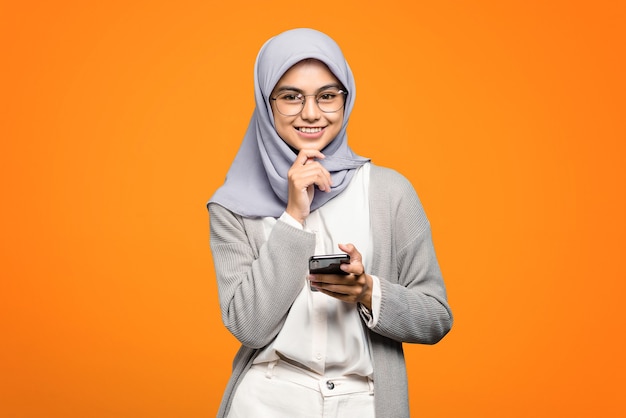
208;28;369;218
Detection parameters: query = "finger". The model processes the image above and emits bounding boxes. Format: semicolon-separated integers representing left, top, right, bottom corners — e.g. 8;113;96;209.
315;284;361;301
300;162;331;192
310;273;361;289
338;243;365;274
298;149;325;165
338;243;360;259
316;169;332;192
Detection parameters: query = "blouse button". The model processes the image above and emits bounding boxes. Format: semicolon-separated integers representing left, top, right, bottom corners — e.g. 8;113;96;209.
326;381;335;390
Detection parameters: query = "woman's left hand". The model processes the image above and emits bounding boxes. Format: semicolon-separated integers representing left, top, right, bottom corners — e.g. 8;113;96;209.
309;243;373;310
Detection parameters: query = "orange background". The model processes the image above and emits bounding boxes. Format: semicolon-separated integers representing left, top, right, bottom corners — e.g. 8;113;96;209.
2;1;625;416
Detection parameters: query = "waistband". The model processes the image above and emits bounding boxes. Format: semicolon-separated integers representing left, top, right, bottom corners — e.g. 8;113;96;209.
250;359;374;397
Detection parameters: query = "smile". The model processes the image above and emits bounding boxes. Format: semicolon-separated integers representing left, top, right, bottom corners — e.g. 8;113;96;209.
297;127;324;133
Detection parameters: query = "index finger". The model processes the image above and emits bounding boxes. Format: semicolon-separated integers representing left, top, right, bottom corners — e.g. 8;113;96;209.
298;149;325;165
338;243;362;261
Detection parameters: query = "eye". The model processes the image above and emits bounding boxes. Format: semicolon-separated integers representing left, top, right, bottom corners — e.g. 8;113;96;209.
318;93;336;101
317;89;343;102
278;92;303;102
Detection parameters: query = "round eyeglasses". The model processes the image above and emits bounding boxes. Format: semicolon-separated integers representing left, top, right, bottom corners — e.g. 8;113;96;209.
270;88;348;116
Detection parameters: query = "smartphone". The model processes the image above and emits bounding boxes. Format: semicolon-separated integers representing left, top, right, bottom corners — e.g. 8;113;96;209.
309;254;350;291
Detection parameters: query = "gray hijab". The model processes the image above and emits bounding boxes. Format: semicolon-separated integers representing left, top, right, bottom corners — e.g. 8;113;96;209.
208;28;369;218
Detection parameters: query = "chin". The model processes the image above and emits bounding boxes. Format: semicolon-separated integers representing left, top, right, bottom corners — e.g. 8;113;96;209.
299;139;335;152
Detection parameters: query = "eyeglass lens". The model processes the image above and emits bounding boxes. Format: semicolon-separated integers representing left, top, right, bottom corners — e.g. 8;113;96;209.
273;89;346;116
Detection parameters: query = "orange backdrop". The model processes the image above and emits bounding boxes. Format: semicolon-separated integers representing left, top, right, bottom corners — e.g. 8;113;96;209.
2;1;625;416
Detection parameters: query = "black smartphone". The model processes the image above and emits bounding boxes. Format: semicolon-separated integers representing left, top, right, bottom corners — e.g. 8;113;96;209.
309;254;350;291
309;254;350;274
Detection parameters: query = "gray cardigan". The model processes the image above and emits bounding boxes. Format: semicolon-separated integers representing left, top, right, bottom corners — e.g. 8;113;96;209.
209;164;453;417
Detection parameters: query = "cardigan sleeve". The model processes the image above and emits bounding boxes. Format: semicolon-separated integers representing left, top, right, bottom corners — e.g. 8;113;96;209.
208;203;316;348
368;167;453;344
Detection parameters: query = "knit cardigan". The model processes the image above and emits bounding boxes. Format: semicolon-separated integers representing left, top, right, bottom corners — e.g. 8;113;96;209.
208;164;453;418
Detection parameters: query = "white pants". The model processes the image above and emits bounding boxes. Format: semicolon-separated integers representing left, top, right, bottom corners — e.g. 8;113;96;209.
226;359;375;418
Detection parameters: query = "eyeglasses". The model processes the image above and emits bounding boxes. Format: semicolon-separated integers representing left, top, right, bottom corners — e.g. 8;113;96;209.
270;88;348;116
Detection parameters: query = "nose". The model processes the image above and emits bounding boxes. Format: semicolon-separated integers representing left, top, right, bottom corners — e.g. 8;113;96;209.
300;95;321;121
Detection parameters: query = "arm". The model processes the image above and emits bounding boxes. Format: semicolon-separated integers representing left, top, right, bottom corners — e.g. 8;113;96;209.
374;226;453;344
209;203;315;348
368;168;453;344
209;149;330;348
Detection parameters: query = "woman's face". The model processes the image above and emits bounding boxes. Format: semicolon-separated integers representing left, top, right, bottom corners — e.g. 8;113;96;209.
270;59;344;152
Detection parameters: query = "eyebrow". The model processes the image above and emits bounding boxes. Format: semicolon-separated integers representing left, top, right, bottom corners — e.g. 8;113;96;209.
273;83;344;94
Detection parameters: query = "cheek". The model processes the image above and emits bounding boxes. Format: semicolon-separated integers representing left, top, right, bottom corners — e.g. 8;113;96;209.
273;119;297;147
330;114;344;132
274;118;291;138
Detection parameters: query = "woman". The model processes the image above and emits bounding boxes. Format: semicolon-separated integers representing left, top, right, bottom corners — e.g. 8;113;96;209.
208;28;452;418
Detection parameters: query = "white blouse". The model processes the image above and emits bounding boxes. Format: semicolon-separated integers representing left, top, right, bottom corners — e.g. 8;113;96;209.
254;163;382;377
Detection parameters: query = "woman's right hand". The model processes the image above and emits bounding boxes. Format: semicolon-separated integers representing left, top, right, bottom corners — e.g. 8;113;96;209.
286;149;332;224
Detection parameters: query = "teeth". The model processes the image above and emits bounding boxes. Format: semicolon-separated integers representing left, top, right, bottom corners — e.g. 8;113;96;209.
299;127;322;133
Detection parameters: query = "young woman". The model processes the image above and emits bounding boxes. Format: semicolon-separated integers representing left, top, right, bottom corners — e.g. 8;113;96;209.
208;28;452;418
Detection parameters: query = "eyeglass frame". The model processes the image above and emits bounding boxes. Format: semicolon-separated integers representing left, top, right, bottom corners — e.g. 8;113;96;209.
269;88;348;116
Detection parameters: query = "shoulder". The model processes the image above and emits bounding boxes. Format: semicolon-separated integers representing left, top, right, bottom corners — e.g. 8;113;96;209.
369;163;403;179
208;202;236;220
368;164;429;233
208;202;247;232
369;164;418;198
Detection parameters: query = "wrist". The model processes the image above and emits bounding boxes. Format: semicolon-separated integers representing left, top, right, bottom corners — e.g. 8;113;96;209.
280;211;305;229
358;274;373;310
285;206;306;225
